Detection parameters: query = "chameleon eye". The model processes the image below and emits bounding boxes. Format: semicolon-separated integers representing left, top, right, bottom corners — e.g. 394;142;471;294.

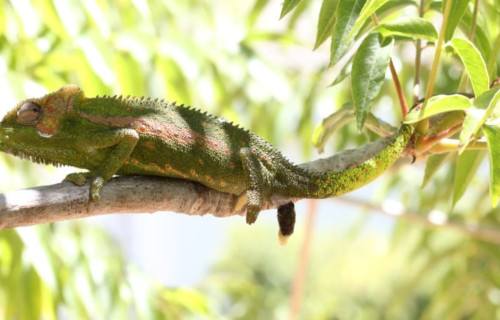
17;102;43;125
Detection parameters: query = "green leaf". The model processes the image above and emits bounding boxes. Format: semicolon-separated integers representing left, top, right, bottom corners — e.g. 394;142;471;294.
483;125;500;207
452;150;486;207
280;0;302;19
422;153;451;188
32;0;68;39
347;0;390;41
458;87;500;153
442;0;469;42
329;60;352;87
375;17;438;42
352;33;393;130
114;52;146;96
404;94;472;124
329;0;367;66
314;0;338;50
447;38;489;96
312;106;354;153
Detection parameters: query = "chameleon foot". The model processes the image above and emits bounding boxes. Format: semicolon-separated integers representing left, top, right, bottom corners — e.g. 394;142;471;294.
64;172;92;186
245;189;262;224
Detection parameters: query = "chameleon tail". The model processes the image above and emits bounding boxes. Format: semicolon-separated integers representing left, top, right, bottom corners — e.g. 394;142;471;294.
287;124;414;199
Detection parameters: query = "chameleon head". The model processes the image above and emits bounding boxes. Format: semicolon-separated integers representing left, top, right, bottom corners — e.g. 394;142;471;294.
1;85;84;136
0;85;84;161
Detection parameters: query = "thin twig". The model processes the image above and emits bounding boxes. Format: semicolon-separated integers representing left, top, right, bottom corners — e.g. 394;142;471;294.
335;197;500;245
413;0;426;104
371;14;409;117
288;200;317;320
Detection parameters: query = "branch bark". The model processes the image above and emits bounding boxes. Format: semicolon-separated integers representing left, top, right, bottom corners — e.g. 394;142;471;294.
0;176;293;229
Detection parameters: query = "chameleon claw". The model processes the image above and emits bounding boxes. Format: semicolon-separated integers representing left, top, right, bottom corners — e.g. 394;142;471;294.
90;176;105;202
245;206;260;224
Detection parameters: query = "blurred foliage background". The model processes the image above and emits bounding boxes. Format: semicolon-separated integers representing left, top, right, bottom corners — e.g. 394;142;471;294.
0;0;500;319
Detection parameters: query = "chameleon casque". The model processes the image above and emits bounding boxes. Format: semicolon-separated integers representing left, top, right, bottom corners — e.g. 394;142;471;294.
0;85;413;237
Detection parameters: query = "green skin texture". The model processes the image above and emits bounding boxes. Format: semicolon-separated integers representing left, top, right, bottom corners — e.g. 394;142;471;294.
0;85;413;224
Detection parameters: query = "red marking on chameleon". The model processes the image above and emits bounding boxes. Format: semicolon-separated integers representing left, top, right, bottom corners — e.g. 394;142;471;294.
132;159;139;164
355;174;360;179
165;164;172;170
205;175;214;183
199;159;204;165
36;119;58;136
325;179;330;184
77;112;231;153
126;107;131;111
202;122;207;127
138;124;147;132
362;168;367;172
124;160;129;164
241;141;246;146
190;169;197;176
220;181;227;187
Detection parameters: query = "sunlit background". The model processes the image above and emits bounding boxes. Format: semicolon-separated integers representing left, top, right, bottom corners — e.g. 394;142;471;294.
1;0;500;319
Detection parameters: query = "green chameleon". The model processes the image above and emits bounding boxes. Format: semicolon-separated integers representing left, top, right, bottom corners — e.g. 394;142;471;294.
0;85;413;237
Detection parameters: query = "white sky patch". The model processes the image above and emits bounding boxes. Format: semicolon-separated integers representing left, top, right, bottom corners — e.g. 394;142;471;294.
158;42;198;80
132;0;151;18
77;38;115;85
248;58;290;102
428;209;447;225
82;0;110;38
53;0;79;37
23;81;48;98
9;0;40;37
36;38;51;52
382;199;404;216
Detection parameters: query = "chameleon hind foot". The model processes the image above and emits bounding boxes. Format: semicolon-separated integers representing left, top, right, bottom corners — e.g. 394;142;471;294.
245;189;262;224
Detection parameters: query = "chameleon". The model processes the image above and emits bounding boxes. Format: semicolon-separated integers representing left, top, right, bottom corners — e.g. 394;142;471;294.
0;85;413;237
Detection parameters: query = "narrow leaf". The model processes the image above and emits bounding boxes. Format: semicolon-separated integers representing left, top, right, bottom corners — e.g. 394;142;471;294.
280;0;302;19
314;0;339;49
442;0;469;42
330;0;367;66
404;94;471;124
312;106;354;153
459;87;500;153
452;150;486;207
375;17;438;42
347;0;390;40
422;153;451;188
483;125;500;207
352;33;393;130
447;38;489;96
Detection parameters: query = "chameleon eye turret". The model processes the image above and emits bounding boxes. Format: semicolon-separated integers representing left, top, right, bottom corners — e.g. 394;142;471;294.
17;102;43;125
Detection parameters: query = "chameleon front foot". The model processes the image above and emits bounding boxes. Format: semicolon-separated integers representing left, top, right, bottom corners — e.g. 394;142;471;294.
64;172;105;202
